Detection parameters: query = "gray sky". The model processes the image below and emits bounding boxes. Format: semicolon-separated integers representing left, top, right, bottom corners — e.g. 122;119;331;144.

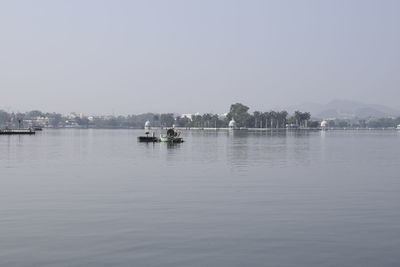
1;0;399;115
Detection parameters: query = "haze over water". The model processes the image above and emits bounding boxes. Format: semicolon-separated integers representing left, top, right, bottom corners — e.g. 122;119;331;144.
1;129;400;266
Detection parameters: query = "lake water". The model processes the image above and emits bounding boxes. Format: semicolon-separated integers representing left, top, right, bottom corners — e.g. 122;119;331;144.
1;129;400;267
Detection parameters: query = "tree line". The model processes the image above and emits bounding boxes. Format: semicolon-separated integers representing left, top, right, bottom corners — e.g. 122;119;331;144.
154;104;314;128
0;104;314;129
3;103;398;129
225;103;312;128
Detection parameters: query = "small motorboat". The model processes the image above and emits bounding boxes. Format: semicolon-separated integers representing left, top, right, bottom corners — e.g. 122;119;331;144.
160;128;184;143
396;124;400;130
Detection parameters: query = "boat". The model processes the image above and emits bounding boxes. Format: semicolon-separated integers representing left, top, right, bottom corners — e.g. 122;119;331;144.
160;128;184;143
397;125;400;130
138;130;160;142
0;128;36;135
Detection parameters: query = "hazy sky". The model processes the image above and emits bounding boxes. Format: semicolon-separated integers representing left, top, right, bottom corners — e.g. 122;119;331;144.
1;0;399;115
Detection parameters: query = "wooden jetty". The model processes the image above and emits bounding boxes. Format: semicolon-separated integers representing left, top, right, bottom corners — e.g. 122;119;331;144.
0;129;36;135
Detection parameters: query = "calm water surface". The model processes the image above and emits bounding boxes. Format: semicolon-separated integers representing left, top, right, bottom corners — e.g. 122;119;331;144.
1;129;400;267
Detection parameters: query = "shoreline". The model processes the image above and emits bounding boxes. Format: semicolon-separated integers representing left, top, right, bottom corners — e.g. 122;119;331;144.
16;127;400;131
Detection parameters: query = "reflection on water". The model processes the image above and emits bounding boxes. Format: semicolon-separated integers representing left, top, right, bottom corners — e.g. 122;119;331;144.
166;143;183;149
1;129;400;267
224;130;318;170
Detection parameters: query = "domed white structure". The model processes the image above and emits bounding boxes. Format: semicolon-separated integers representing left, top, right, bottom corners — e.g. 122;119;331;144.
144;121;151;133
228;119;237;129
320;120;328;131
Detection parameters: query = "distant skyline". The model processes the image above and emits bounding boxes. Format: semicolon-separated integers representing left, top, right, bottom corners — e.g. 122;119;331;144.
2;98;399;118
1;0;399;115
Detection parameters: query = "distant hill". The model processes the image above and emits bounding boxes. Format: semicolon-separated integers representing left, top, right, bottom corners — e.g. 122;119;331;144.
283;99;400;119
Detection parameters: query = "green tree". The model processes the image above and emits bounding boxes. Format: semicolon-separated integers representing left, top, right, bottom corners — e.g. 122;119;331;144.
76;117;90;128
26;110;44;118
192;115;202;127
262;112;271;128
176;116;190;127
0;110;10;125
202;113;212;128
153;114;160;127
227;103;250;127
259;112;266;128
211;114;219;128
308;120;320;128
253;111;261;128
294;111;302;126
49;113;63;128
160;113;175;127
269;111;277;128
301;112;311;127
287;115;296;125
277;111;288;128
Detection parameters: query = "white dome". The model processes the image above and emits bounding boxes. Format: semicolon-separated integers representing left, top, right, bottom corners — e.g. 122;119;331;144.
144;120;151;127
320;120;328;127
228;119;237;128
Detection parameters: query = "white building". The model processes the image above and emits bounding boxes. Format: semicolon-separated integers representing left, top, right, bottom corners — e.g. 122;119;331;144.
180;112;201;121
228;119;237;129
181;114;193;121
218;113;228;120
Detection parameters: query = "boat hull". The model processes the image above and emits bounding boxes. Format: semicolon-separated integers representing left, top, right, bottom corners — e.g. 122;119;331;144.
0;129;35;135
160;135;184;143
138;136;159;142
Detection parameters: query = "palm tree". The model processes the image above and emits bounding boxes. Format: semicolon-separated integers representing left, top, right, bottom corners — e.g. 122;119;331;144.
259;113;266;128
269;111;277;128
211;114;219;128
193;115;202;127
263;112;271;129
253;111;261;128
277;111;288;128
294;111;302;126
301;112;311;127
202;113;212;128
153;114;159;127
